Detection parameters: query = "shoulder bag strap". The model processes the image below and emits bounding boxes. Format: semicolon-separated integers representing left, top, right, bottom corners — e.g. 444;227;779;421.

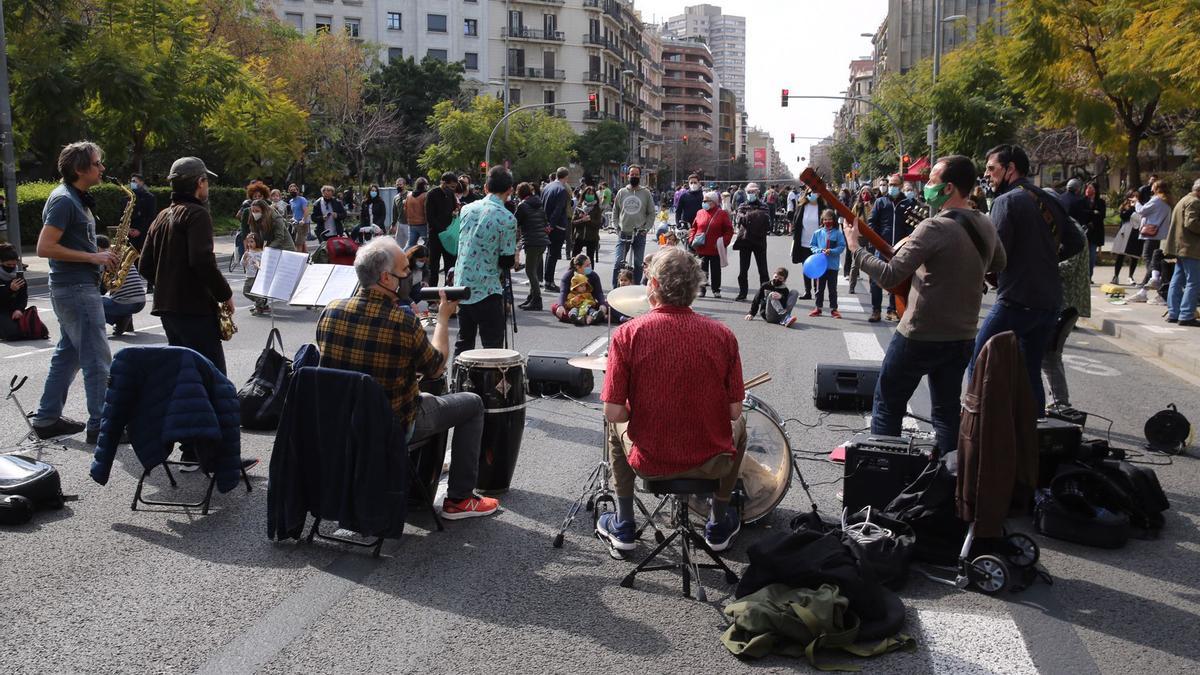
1017;185;1063;250
946;210;988;262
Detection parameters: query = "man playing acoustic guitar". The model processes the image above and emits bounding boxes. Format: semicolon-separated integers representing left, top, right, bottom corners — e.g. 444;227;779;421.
843;155;1006;456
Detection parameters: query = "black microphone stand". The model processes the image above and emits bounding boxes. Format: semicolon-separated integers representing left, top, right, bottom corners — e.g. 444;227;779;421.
503;267;518;349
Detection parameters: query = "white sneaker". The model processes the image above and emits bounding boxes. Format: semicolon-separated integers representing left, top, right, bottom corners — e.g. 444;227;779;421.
1147;293;1165;305
1128;288;1148;303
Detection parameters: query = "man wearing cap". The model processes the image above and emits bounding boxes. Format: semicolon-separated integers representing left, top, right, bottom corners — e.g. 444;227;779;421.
425;171;460;287
140;156;234;378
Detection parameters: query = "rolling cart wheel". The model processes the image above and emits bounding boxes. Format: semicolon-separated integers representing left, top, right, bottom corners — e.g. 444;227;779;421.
585;498;595;512
969;555;1010;595
552;533;564;549
1004;533;1039;568
654;530;666;544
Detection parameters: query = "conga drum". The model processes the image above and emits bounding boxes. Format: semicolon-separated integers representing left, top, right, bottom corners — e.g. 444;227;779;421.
451;349;527;494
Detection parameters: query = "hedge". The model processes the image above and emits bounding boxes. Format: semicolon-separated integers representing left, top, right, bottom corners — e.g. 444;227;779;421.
10;181;250;246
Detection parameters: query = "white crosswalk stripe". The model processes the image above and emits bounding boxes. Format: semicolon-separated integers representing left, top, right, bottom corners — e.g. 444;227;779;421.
843;331;885;361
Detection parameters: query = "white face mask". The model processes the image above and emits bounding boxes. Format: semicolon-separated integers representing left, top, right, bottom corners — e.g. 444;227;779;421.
251;211;262;221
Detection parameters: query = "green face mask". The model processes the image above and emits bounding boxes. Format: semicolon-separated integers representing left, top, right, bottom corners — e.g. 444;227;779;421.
923;183;951;211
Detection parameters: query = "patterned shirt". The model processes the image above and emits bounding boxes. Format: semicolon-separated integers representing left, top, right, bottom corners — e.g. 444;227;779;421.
316;287;444;426
454;193;517;305
601;305;744;476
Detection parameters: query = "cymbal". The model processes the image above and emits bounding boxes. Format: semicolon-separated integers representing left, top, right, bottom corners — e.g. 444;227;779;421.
568;354;608;371
607;285;651;317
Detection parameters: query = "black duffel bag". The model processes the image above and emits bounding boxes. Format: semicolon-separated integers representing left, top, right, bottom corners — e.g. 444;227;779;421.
238;328;292;430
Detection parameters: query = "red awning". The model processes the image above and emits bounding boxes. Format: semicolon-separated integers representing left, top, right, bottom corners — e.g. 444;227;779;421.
901;156;930;181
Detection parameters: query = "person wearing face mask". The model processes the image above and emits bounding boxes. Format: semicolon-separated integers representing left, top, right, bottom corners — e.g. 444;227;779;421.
845;187;874;293
572;183;604;263
807;210;846;318
0;242;32;340
514;182;550;311
844;155;1006;457
551;254;607;325
314;185;347;243
611;165;656;286
287;184;310;254
690;190;734;298
404;244;430;311
733;182;772;301
316;238;500;520
866;175;916;322
675;174;705;229
971;143;1084;411
745;266;798;328
451;166;519;355
789;189;824;300
355;184;387;244
390;178;410;248
122;173;156;251
236;180;270;261
248;198;296;251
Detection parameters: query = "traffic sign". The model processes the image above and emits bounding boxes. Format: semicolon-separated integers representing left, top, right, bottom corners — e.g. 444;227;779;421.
853;161;860;170
620;163;628;174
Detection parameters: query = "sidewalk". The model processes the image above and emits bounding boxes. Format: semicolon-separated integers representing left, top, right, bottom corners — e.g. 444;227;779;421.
18;235;239;291
1082;262;1200;380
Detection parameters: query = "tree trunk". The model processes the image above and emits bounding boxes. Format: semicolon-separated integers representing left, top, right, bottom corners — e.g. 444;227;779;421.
1126;135;1141;192
131;131;147;176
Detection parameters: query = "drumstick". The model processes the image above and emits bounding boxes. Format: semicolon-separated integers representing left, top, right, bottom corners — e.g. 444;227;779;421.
744;372;771;390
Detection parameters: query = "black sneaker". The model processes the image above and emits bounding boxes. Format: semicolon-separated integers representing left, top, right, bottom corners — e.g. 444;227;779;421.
704;509;742;552
33;417;86;440
1180;319;1200;327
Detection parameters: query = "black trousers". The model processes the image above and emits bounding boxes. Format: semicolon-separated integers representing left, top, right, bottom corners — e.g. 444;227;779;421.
737;245;769;296
455;293;505;356
428;233;457;287
701;255;722;292
161;312;227;376
544;228;567;285
572;238;598;264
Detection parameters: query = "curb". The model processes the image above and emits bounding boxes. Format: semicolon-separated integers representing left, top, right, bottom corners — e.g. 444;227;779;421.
23;253;236;293
1079;315;1200;381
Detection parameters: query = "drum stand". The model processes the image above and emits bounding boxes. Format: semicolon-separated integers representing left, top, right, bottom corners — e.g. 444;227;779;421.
552;418;665;557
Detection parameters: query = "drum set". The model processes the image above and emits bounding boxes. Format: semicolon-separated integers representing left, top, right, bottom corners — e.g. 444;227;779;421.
552;285;808;554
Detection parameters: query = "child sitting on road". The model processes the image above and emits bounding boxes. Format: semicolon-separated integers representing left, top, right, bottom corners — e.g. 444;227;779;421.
241;232;269;316
609;268;636;324
745;266;798;327
809;210;846;319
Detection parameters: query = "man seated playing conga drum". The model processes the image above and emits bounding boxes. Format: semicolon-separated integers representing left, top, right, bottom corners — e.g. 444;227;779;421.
598;247;748;552
316;237;499;520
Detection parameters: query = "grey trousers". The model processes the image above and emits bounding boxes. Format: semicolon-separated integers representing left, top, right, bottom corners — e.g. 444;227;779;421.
1041;352;1070;408
410;392;484;500
765;290;799;323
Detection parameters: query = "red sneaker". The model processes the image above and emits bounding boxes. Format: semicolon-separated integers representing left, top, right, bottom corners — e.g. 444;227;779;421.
831;310;842;319
808;308;822;317
442;495;500;520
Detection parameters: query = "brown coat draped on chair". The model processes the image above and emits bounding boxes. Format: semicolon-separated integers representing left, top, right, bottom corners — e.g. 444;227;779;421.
957;331;1039;537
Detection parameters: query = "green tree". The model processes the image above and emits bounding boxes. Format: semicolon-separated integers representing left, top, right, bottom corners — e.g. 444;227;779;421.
366;56;465;179
202;57;308;181
1002;0;1188;186
573;120;628;176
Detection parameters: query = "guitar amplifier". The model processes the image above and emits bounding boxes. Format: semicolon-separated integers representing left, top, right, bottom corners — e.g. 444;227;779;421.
813;363;881;411
1037;417;1084;487
842;434;932;513
527;351;594;398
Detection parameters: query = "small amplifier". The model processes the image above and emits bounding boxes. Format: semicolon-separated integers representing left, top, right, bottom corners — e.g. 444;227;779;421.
813;363;881;411
1046;406;1088;427
527;351;594;398
1036;417;1084;487
842;434;932;513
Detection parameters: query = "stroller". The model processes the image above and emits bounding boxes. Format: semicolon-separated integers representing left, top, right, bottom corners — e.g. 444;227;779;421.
882;452;1047;595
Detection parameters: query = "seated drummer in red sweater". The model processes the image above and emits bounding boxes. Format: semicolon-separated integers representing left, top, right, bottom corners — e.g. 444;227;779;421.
598;246;748;553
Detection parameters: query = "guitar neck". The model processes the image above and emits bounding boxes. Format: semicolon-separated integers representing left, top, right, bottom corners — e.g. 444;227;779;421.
799;168;895;259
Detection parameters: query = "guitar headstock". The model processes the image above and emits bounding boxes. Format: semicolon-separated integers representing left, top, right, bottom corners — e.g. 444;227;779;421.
799;168;828;195
905;203;931;229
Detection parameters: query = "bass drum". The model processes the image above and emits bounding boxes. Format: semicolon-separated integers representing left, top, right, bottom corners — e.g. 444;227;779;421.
690;393;792;524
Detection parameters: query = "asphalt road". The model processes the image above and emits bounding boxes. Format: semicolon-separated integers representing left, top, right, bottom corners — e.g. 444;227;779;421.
1;232;1198;674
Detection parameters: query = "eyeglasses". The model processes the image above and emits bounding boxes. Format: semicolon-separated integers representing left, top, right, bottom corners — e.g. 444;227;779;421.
91;161;104;168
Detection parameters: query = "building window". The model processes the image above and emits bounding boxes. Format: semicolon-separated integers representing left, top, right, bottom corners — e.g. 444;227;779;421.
315;15;332;33
427;49;448;63
284;13;303;31
464;52;479;70
427;14;447;33
464;19;478;36
509;88;521;106
386;12;401;31
388;48;404;63
344;18;360;38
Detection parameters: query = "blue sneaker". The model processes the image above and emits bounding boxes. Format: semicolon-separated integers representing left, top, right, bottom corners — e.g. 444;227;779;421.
596;512;636;551
705;509;741;552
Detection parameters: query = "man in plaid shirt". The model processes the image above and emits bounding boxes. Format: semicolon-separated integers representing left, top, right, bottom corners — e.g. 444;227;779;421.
316;237;499;520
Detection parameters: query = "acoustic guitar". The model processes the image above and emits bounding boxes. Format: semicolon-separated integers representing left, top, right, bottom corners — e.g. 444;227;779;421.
798;168;913;317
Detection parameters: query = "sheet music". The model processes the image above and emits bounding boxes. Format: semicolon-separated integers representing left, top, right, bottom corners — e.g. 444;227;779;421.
288;264;335;306
249;246;281;297
316;265;359;305
265;250;308;301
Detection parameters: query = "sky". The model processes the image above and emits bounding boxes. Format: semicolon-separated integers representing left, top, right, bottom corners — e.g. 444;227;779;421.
635;0;890;177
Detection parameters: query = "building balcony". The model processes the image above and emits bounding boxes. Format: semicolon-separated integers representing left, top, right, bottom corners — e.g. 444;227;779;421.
502;67;567;81
582;33;621;56
512;0;565;6
503;26;566;42
665;60;713;77
583;71;621;91
542;107;567;118
583;110;621;123
664;95;712;111
664;110;715;125
662;75;713;96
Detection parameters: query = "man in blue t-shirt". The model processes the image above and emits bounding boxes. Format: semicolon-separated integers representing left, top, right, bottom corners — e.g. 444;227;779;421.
31;141;120;443
287;183;310;253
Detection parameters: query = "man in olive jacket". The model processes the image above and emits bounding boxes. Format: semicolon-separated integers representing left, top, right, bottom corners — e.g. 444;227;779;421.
140;156;234;375
1166;178;1200;326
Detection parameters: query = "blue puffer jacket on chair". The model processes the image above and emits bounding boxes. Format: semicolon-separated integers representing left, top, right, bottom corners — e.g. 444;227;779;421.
91;346;243;492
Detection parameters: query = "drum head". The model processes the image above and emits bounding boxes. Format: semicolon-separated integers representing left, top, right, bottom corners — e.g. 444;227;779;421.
457;349;523;366
688;407;791;524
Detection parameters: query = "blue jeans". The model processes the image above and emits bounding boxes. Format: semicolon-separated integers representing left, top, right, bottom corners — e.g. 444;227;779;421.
873;333;974;456
407;225;428;248
1088;245;1100;277
968;300;1058;411
35;283;112;432
612;231;647;286
102;297;144;325
1167;256;1200;321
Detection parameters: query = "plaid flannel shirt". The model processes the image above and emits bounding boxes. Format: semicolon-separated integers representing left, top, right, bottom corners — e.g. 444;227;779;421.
316;287;444;427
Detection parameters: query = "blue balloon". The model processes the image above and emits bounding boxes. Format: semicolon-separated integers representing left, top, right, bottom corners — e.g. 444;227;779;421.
803;253;828;279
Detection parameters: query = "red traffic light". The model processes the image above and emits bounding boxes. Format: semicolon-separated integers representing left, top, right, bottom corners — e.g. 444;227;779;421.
901;154;911;166
588;92;598;113
682;135;689;145
781;89;789;107
790;133;795;143
479;161;488;169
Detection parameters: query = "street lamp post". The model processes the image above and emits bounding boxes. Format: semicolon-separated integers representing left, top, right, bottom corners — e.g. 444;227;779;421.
0;1;21;254
930;5;967;165
618;69;636;167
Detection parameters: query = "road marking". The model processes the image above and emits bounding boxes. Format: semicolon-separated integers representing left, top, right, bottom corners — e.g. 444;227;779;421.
1062;354;1121;376
917;610;1037;674
1144;325;1186;334
4;347;54;359
843;331;884;361
837;295;865;313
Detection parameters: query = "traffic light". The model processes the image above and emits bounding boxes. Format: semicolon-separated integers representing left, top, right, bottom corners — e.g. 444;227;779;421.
901;154;911;169
682;135;689;145
781;89;789;107
479;161;488;169
790;133;795;143
588;92;598;113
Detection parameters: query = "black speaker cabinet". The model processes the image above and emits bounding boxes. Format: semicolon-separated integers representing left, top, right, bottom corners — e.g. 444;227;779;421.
842;434;931;513
813;363;881;411
527;350;594;398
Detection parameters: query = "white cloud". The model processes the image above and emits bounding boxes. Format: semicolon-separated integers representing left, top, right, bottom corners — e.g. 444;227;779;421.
635;0;889;176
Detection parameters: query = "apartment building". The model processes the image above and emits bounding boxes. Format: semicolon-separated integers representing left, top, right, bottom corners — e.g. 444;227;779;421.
834;59;875;138
274;0;490;86
661;37;716;151
663;4;746;110
872;0;1001;76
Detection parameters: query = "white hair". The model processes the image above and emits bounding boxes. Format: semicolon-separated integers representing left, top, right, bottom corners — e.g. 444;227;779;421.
704;190;721;204
354;237;404;287
745;182;760;192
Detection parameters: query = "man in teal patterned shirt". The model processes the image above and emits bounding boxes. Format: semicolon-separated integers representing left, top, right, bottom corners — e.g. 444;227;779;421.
453;166;518;355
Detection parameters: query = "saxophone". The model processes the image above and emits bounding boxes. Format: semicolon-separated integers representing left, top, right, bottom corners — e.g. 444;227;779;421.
103;183;140;291
218;301;237;341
